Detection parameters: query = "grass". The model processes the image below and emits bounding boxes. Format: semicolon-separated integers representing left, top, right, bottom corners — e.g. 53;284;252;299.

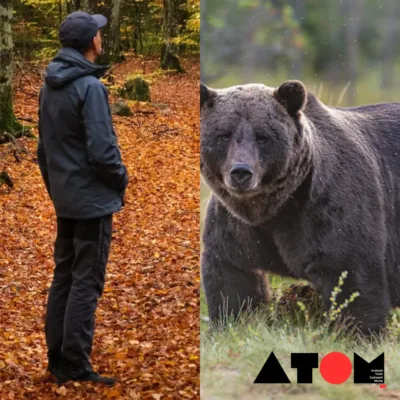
200;182;400;399
207;68;400;107
201;308;400;400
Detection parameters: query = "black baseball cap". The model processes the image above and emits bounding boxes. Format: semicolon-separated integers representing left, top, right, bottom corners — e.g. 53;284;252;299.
59;11;107;50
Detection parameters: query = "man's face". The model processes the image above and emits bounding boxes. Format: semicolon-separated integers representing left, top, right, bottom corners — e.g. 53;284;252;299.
92;30;102;57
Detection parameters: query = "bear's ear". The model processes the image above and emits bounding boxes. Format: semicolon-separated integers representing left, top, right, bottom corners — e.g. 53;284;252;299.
201;82;217;109
274;80;307;117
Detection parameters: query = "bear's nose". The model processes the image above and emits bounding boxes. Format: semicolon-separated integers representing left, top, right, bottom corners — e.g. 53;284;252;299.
230;163;253;185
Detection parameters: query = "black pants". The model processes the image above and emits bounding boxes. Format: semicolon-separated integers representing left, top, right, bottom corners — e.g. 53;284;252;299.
45;214;113;369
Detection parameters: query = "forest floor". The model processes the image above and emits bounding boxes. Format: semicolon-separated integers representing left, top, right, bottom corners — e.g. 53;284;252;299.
0;56;199;399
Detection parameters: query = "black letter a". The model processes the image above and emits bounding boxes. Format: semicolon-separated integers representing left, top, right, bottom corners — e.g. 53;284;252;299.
254;352;291;384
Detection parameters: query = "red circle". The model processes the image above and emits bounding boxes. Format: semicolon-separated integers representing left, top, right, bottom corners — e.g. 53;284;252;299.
320;352;352;384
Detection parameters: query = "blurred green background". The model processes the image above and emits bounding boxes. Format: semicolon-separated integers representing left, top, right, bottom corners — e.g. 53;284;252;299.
201;0;400;106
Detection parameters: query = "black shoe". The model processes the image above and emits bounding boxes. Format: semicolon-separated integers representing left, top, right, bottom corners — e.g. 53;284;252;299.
51;358;116;386
47;356;62;376
75;370;116;386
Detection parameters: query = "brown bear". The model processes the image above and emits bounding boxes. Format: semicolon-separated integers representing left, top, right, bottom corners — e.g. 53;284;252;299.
200;80;400;335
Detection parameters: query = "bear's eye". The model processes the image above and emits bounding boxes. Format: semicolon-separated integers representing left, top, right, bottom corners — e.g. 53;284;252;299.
219;133;231;141
255;134;268;144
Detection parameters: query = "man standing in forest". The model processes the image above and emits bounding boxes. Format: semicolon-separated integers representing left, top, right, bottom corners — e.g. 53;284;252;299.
37;11;128;386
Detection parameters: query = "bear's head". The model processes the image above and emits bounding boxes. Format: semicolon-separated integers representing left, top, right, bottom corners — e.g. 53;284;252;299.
200;81;313;225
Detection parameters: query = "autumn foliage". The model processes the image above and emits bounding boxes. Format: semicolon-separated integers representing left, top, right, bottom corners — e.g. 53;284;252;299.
0;56;200;399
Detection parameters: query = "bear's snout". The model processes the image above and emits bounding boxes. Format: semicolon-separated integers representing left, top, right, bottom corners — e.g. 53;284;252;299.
230;163;253;187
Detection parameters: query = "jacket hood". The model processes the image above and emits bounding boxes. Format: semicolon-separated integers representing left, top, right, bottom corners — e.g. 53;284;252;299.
44;47;108;88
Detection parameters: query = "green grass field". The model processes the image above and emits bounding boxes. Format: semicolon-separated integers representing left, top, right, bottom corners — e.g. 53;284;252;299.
205;67;400;107
200;309;400;399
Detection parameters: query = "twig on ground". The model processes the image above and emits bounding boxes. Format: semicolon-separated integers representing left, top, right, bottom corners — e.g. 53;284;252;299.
17;116;36;123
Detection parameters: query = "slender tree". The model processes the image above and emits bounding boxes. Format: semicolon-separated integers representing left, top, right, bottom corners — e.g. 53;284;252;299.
0;0;22;139
65;0;72;14
110;0;123;61
133;2;144;55
161;0;185;72
0;0;22;188
81;0;112;64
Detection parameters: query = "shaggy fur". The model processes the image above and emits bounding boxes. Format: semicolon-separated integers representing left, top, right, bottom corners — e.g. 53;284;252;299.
200;80;400;334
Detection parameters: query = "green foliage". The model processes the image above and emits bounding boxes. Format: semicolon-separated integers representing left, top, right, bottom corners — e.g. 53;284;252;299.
202;0;400;101
13;0;61;60
388;308;400;338
179;0;200;53
203;0;302;67
119;0;199;56
12;0;200;61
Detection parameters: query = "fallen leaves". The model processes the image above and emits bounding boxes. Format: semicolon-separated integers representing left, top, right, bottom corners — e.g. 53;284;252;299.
0;56;200;399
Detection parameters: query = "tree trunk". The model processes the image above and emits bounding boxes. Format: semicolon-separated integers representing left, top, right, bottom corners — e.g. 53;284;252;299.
98;1;112;65
0;0;22;138
110;0;122;61
58;0;62;25
132;3;139;54
161;0;185;72
137;4;143;54
133;24;138;55
66;0;72;14
81;0;112;64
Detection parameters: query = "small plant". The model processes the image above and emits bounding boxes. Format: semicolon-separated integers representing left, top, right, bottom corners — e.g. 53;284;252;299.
296;300;309;324
324;270;360;323
387;308;400;338
275;283;324;328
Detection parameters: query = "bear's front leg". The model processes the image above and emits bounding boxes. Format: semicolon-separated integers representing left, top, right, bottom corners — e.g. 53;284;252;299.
304;260;390;335
201;251;271;323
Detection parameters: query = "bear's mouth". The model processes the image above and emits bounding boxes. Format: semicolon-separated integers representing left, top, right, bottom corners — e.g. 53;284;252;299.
224;178;261;197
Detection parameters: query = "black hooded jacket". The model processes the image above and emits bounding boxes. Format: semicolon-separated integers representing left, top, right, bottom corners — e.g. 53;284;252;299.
37;47;128;219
